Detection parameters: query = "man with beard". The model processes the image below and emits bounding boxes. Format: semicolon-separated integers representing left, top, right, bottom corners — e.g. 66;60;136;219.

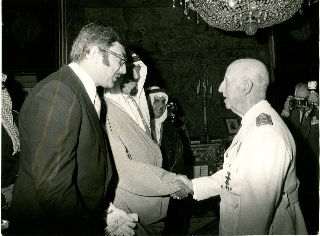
103;55;192;235
104;53;151;136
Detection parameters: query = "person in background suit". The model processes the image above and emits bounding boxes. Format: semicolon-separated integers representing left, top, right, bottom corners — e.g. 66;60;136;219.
10;23;136;236
281;82;319;234
1;74;20;231
178;58;307;235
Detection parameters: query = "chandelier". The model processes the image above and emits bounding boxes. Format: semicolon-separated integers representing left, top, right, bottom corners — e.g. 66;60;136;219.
172;0;304;35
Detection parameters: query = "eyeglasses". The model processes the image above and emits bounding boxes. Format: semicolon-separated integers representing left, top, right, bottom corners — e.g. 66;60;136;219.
98;47;127;67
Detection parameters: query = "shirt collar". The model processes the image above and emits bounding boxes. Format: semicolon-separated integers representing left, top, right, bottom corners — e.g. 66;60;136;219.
68;62;97;104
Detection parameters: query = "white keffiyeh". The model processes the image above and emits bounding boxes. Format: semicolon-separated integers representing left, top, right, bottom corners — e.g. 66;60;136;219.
1;74;20;155
147;87;169;144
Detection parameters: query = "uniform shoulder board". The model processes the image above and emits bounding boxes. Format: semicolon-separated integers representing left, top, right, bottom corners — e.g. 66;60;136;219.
256;113;273;127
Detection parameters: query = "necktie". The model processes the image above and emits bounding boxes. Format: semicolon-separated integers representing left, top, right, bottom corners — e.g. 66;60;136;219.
129;96;152;137
94;93;101;118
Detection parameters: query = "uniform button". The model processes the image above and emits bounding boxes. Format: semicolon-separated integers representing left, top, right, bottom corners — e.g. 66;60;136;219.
226;153;228;158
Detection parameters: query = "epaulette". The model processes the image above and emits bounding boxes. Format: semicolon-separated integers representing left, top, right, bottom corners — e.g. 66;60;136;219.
256;113;273;127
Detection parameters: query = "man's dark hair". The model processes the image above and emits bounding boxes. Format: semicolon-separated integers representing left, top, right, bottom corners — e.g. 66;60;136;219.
70;23;123;65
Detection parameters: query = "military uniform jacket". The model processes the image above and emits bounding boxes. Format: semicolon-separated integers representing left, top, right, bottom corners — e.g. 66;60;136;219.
192;100;307;235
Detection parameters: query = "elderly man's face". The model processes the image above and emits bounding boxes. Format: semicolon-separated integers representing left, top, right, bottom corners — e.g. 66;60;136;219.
218;66;243;114
152;95;167;118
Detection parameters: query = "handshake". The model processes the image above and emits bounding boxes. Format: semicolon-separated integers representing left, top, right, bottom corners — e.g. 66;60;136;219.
103;175;194;236
170;174;194;200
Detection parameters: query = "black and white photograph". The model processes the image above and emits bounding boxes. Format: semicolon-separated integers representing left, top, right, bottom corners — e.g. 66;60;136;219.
1;0;319;235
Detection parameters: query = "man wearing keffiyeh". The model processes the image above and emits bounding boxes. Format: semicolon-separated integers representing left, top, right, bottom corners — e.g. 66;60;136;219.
1;73;20;229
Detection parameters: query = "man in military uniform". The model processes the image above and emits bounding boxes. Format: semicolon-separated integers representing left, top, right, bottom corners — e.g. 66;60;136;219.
178;58;307;234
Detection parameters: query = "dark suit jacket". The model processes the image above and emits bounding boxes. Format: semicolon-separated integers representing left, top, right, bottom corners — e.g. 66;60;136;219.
10;66;113;235
285;107;319;234
160;118;192;176
287;108;319;158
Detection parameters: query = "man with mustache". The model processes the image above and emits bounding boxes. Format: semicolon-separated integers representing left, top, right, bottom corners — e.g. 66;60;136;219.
104;53;151;136
103;55;192;235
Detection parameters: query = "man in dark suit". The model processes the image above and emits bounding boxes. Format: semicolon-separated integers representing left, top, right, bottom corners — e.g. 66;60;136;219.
9;23;129;235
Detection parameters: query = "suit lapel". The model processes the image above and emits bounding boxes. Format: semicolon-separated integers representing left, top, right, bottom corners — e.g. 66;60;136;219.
60;66;108;159
57;66;113;201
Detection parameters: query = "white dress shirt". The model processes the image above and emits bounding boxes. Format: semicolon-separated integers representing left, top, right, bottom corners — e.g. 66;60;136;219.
69;63;101;117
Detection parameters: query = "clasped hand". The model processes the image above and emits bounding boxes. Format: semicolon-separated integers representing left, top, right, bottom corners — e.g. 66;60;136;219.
104;203;138;236
170;174;194;200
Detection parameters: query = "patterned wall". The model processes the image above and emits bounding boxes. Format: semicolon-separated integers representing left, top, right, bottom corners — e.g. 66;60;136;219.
66;3;271;139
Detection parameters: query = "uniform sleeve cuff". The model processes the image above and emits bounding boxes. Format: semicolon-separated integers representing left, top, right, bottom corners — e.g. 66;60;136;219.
192;177;208;201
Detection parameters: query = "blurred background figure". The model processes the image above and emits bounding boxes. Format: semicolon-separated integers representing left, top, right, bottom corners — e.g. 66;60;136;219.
281;82;318;157
1;73;20;231
146;87;168;145
281;81;319;234
146;86;193;235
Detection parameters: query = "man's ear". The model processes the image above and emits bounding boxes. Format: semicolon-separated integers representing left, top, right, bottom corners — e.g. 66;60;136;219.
242;79;253;95
86;46;100;61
